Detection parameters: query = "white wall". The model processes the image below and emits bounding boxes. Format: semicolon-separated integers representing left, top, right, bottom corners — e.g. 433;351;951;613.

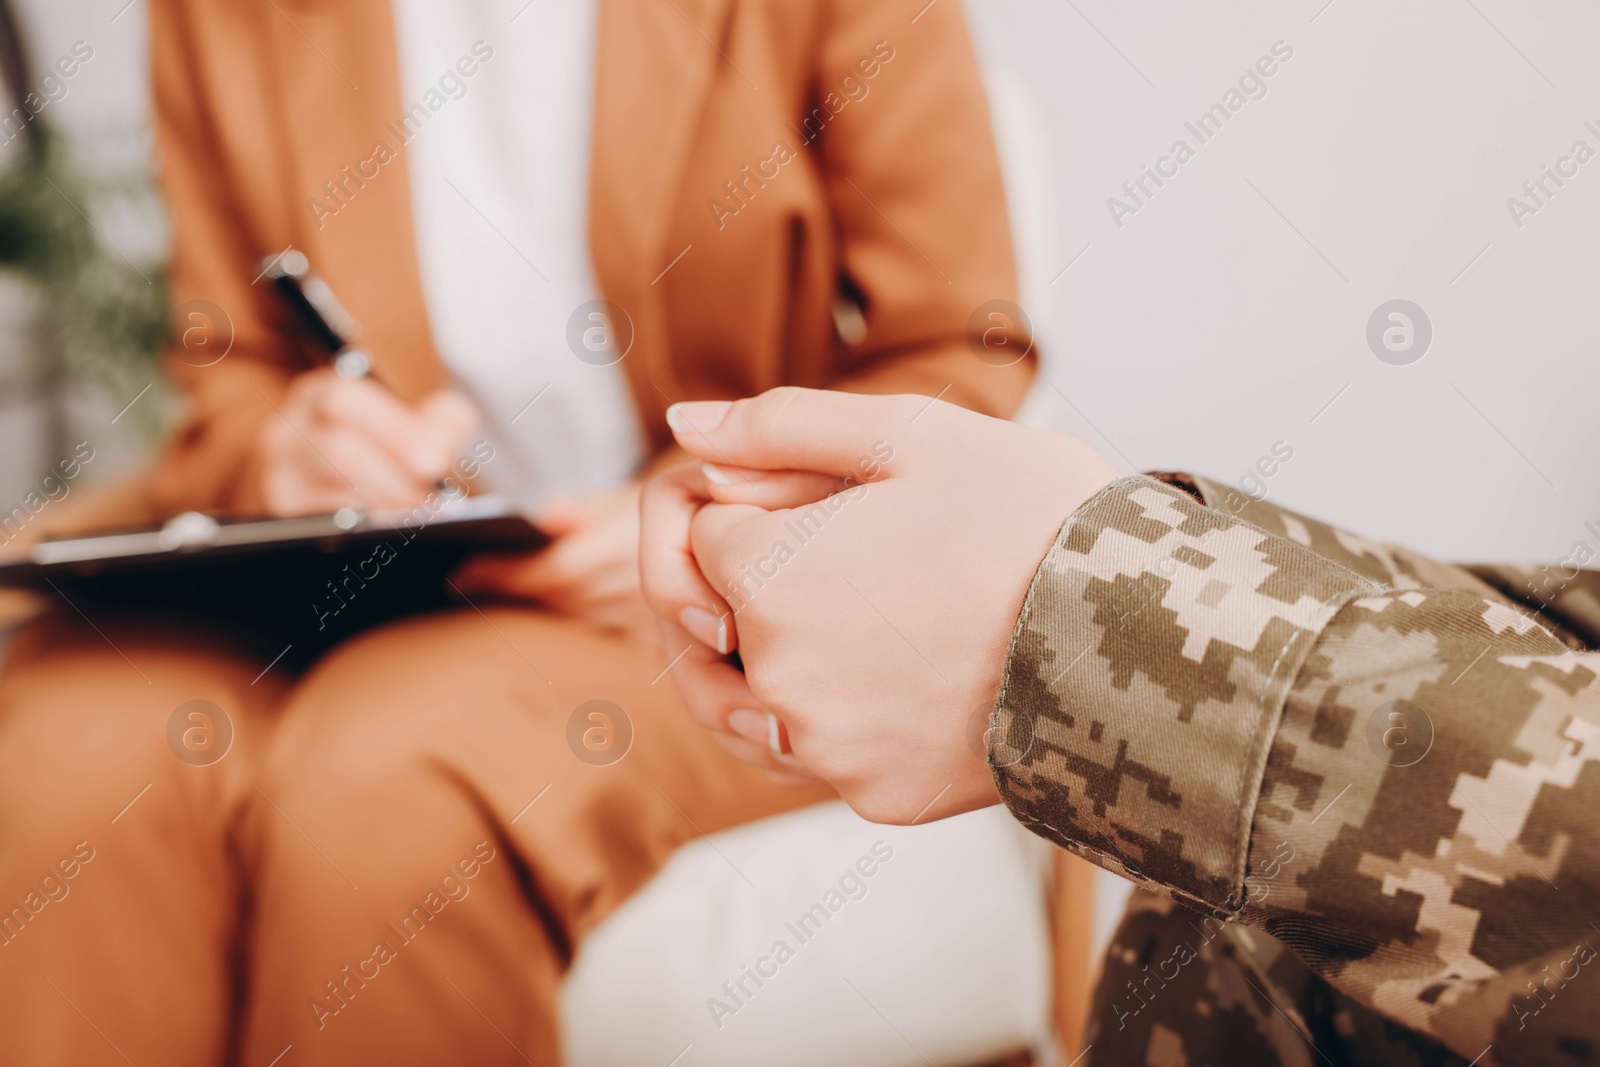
8;0;147;134
964;0;1600;563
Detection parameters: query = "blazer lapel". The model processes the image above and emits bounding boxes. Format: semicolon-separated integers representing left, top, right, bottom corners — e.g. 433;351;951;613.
261;0;443;401
590;0;736;439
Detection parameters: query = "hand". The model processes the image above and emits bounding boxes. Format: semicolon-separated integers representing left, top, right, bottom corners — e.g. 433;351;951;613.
638;461;822;786
454;482;659;645
258;369;479;516
639;387;1125;824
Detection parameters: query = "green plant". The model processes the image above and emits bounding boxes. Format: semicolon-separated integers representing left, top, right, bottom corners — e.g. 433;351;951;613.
0;0;169;458
0;128;169;448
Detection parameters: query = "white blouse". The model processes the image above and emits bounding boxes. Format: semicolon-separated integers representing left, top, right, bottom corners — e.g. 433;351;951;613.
390;0;645;509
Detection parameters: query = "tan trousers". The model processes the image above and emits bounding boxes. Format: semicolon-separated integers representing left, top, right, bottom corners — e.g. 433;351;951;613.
0;603;1092;1065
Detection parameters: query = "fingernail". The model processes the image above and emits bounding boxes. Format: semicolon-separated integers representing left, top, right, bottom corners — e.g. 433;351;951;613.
679;606;723;651
701;462;741;486
768;713;791;756
666;401;732;436
727;709;769;744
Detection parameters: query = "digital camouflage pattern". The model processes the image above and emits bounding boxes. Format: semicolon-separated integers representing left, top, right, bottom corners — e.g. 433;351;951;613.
990;473;1599;1066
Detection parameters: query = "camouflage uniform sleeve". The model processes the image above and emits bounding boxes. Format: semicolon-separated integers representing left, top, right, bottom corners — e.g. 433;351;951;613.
989;474;1600;1065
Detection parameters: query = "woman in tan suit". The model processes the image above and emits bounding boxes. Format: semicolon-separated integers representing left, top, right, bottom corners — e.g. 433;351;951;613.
0;0;1055;1063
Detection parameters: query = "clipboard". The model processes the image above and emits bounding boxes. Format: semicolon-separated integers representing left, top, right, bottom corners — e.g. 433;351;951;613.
0;495;549;648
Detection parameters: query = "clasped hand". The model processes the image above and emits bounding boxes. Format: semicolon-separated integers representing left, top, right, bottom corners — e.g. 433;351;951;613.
640;387;1123;824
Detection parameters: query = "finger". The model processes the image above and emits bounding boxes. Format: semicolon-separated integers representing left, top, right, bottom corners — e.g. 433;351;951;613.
661;624;809;776
640;467;736;653
259;419;346;516
416;388;481;466
316;427;434;507
541;563;642;623
665;387;910;478
658;618;757;731
451;552;533;598
507;522;607;599
536;495;589;537
312;375;458;480
264;424;424;514
699;465;848;510
687;500;785;602
260;464;354;517
653;614;808;772
710;732;820;784
460;545;573;607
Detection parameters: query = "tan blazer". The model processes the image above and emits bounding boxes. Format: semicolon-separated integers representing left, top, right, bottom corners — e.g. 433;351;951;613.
144;0;1032;516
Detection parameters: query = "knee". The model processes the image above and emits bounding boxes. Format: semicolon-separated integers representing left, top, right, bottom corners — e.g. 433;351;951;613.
249;611;569;900
0;611;272;826
260;608;564;806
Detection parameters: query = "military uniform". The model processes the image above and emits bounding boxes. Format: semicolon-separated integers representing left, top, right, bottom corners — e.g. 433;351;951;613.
990;473;1599;1066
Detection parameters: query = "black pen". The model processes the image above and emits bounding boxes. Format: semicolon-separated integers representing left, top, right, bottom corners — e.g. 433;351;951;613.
261;250;459;495
260;250;376;381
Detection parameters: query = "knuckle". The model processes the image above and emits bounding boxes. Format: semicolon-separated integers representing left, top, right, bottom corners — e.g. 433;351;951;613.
760;385;808;407
283;373;314;404
260;419;297;459
755;385;806;427
324;437;372;481
536;556;578;593
637;476;674;520
286;368;332;409
729;387;798;446
641;567;696;617
638;574;673;615
317;382;359;423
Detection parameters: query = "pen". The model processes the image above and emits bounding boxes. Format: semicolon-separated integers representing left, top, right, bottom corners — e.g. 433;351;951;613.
260;250;375;381
260;249;457;496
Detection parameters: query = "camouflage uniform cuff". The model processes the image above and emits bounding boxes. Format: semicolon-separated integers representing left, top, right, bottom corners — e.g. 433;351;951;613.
987;474;1378;916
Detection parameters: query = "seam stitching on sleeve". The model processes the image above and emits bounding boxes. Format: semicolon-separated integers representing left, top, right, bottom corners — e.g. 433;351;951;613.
1225;582;1377;918
1012;812;1219;916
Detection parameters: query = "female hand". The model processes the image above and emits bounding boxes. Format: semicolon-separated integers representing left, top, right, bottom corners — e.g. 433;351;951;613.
453;482;660;645
258;369;480;516
639;387;1125;824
